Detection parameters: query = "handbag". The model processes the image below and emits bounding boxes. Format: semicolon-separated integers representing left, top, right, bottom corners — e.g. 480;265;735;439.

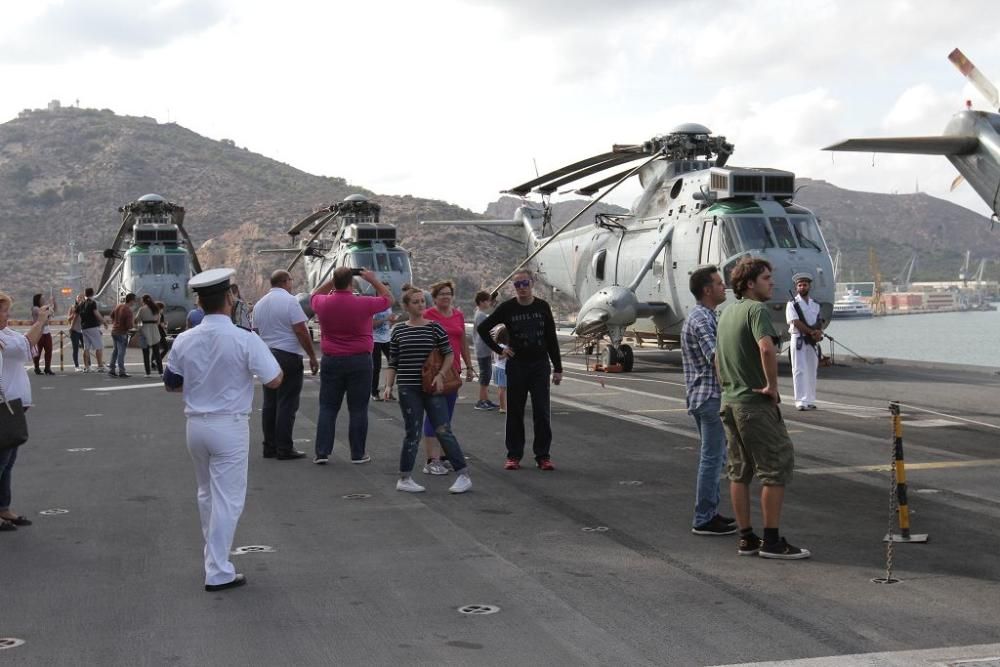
421;347;463;395
0;383;28;451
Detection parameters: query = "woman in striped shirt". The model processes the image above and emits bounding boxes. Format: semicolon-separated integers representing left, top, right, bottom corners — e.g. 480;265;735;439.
384;289;471;494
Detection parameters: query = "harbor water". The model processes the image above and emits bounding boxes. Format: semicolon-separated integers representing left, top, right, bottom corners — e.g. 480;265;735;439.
824;304;1000;368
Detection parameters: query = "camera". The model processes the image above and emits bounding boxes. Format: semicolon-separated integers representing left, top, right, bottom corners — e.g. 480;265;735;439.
350;268;364;276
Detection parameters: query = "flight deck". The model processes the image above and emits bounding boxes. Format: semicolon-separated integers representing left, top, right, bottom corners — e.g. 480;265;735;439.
2;345;999;666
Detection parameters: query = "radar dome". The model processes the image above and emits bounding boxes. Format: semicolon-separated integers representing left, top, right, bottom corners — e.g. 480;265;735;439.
344;194;368;202
670;123;712;135
138;193;166;202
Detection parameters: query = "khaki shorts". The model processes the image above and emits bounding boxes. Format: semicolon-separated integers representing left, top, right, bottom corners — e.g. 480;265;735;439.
721;401;794;486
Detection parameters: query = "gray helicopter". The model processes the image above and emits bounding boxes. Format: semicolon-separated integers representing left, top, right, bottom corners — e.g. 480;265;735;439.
825;48;1000;221
423;124;835;371
96;194;203;332
261;194;412;313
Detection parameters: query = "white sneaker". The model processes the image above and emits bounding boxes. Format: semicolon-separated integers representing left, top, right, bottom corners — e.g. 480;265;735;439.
448;473;472;494
396;477;426;493
422;460;448;475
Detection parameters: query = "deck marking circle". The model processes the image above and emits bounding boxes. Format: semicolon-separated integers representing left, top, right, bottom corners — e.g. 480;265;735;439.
231;545;276;555
0;638;26;650
342;493;372;500
39;508;70;515
84;414;103;417
458;604;500;615
294;438;311;443
618;480;644;486
582;526;609;532
67;447;94;452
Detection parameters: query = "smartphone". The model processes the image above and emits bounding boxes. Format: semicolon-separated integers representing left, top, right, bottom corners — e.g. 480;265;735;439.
351;268;364;276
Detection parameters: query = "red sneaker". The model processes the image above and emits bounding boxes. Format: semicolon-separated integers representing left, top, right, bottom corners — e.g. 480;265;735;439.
503;458;520;470
537;459;555;471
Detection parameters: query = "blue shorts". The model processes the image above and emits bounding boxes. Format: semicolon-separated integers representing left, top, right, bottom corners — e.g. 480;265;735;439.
493;367;507;388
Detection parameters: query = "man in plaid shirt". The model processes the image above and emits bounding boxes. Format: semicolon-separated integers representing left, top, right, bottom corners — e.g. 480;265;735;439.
681;266;736;536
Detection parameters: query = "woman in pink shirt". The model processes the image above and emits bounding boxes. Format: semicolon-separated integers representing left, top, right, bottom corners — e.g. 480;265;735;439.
421;281;474;476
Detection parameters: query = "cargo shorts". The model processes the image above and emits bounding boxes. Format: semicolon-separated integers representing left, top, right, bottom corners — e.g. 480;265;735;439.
721;401;794;486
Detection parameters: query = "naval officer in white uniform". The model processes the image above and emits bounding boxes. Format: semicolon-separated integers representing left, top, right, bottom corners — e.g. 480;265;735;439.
785;272;822;410
164;268;283;591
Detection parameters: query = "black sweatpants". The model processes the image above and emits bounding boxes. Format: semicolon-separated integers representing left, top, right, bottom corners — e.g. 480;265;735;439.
504;357;552;461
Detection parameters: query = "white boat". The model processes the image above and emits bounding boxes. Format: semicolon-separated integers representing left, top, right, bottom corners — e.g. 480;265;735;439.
832;290;874;319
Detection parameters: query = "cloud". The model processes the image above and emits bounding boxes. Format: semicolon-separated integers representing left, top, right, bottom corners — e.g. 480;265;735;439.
0;0;230;64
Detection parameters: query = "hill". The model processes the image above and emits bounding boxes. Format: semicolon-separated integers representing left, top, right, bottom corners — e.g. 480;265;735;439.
1;106;998;317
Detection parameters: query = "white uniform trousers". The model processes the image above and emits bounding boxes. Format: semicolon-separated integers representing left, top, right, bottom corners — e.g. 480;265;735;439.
186;413;250;586
790;337;818;407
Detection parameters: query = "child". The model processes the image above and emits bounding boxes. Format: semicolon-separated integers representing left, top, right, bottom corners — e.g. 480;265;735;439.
492;325;509;413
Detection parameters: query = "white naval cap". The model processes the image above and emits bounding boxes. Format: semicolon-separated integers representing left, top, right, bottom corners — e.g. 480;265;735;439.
792;272;813;283
189;268;236;295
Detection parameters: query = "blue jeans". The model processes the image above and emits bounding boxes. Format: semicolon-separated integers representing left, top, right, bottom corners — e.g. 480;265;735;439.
691;396;727;526
397;385;467;475
110;334;128;373
314;354;372;460
70;330;84;367
0;445;19;511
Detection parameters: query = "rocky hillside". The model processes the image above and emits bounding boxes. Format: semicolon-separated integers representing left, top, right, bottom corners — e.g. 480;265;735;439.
1;106;997;317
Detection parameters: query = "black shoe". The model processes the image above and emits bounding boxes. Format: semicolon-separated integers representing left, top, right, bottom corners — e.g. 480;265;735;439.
0;520;16;532
692;516;738;536
2;515;32;526
738;533;762;556
759;537;811;560
716;514;736;525
34;368;42;375
44;369;55;375
262;451;277;459
119;373;131;378
276;450;306;460
205;573;246;592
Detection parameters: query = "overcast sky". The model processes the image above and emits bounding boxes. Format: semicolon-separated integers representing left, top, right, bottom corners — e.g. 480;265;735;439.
2;0;999;216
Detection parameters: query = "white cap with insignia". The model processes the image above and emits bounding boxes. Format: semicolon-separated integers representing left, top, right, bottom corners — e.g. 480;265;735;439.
189;268;236;295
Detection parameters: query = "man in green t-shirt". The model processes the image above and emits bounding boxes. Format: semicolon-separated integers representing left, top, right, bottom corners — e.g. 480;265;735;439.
715;257;810;560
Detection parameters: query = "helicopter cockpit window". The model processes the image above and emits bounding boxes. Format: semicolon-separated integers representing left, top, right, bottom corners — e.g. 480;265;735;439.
722;216;774;253
388;252;409;273
790;217;823;251
768;217;797;249
350;252;375;270
375;253;391;272
166;255;187;275
131;255;153;275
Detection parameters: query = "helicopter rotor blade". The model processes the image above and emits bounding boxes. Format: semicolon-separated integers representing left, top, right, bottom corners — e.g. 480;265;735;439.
99;210;135;290
171;205;203;274
950;173;966;192
531;151;649;195
823;136;978;155
95;260;125;300
286;214;341;272
572;167;643;196
503;146;644;196
949;48;1000;110
286;209;332;237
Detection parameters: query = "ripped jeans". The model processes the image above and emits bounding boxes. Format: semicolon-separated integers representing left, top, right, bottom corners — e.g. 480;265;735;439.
396;385;467;475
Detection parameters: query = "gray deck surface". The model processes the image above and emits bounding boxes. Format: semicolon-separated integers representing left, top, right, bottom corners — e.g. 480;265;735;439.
2;344;999;666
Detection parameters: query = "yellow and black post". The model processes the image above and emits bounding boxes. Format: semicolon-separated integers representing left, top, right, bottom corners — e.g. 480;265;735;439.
884;401;929;544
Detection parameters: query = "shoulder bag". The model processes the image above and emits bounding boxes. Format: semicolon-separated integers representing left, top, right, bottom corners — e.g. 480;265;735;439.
0;351;29;450
422;347;463;395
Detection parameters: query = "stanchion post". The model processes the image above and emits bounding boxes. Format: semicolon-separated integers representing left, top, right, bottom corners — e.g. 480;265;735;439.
59;330;64;373
884;401;928;544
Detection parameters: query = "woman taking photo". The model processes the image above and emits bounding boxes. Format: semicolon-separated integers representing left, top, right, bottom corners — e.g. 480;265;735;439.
67;294;85;372
1;291;50;532
30;293;54;375
383;288;471;494
134;294;163;377
421;280;474;475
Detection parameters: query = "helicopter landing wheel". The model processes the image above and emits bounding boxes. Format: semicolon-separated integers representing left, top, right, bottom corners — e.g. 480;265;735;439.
619;344;634;372
601;346;619;369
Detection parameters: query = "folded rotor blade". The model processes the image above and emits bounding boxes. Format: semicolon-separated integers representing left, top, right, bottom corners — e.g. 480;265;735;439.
532;152;650;195
949;48;1000;110
286;209;331;237
504;147;643;196
573;167;643;196
823;136;978;155
950;173;966;192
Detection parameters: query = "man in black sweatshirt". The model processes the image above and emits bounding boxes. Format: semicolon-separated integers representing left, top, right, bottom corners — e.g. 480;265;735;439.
477;269;562;471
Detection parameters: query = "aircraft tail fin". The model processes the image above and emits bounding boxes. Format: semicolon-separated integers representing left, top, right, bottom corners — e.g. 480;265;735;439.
823;136;978;156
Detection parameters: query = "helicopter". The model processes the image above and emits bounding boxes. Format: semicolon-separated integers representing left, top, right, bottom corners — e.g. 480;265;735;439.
422;123;835;371
260;194;413;313
825;48;1000;222
95;193;203;332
